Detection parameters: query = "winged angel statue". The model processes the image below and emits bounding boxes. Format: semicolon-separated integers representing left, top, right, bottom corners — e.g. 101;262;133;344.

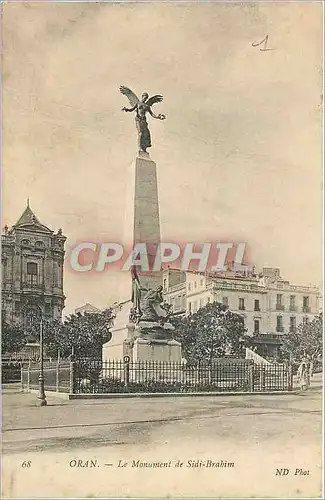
120;86;166;153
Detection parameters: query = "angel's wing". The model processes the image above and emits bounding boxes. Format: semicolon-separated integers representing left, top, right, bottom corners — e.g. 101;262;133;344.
120;86;139;107
146;95;163;107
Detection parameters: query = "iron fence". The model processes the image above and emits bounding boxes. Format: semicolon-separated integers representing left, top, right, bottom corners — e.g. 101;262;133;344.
21;360;71;393
253;364;292;391
2;361;22;383
15;358;294;394
73;358;293;394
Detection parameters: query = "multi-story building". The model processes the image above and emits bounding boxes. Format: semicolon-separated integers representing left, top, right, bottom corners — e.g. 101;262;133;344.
163;267;321;357
1;202;66;334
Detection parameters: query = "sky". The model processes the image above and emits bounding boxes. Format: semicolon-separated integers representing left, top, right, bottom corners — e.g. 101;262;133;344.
2;1;323;314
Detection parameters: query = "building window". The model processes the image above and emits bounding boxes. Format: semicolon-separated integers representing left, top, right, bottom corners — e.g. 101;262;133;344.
207;296;211;303
239;298;245;310
254;319;260;334
303;296;310;313
276;315;283;332
194;281;197;288
276;294;284;310
35;241;45;247
27;262;37;275
188;283;192;291
289;316;296;332
163;278;167;289
289;295;296;311
254;299;260;311
193;301;197;313
21;239;31;246
188;302;192;313
303;316;309;326
27;262;38;285
222;297;229;307
200;278;204;286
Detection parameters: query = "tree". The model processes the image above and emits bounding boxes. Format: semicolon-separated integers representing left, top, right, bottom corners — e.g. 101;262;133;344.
1;319;27;354
170;302;251;364
43;308;114;359
281;313;323;368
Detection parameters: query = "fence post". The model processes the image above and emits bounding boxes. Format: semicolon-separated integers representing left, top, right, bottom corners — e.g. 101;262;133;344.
27;360;31;392
124;355;130;389
56;358;60;393
69;355;76;394
20;363;24;392
288;362;293;391
260;367;266;391
248;362;254;392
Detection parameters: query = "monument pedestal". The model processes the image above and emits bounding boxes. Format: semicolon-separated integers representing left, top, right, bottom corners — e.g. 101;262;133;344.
132;338;182;383
133;338;181;362
102;300;182;363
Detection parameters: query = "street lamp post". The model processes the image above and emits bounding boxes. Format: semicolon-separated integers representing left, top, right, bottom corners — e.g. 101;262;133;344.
37;315;47;406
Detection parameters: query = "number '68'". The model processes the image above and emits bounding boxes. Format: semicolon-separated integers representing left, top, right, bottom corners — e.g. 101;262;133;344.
21;461;32;468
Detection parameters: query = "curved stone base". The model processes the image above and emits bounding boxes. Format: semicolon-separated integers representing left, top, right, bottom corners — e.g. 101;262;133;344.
135;320;175;342
137;320;175;331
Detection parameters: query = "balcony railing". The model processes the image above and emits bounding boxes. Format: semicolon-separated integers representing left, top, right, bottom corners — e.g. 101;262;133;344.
276;326;284;333
252;333;283;344
167;282;186;293
22;281;45;291
276;304;285;311
268;284;319;293
1;235;14;244
289;305;297;312
302;306;311;313
208;281;267;293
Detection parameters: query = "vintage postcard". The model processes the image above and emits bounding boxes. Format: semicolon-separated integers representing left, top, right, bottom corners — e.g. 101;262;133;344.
1;1;323;499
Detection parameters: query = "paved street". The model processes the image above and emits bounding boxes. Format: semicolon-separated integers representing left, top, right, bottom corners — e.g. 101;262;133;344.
2;376;323;498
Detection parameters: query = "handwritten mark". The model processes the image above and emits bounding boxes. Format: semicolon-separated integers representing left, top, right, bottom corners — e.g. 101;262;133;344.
252;35;274;52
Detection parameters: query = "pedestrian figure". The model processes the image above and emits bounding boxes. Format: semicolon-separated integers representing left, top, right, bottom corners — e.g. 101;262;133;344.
80;378;91;392
297;361;309;391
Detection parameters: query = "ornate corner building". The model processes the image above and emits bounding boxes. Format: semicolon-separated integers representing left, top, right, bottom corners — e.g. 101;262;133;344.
1;202;66;328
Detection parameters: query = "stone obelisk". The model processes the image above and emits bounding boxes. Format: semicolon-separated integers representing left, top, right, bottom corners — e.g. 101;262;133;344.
102;152;181;362
124;151;162;290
